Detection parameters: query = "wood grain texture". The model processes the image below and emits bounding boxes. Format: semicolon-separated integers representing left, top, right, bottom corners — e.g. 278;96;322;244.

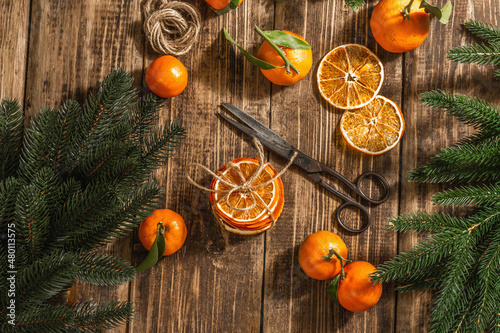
397;1;500;332
0;0;30;103
129;0;274;331
1;0;500;332
261;1;400;332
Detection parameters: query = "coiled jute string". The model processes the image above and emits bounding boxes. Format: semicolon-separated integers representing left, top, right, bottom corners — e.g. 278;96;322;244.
187;138;298;224
143;0;201;56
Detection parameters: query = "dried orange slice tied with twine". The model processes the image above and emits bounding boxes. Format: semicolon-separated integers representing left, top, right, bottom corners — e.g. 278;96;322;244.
187;138;296;235
317;44;384;110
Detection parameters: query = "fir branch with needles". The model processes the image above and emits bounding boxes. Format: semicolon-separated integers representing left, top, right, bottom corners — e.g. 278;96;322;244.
0;69;185;332
448;19;500;79
372;20;500;333
344;0;365;10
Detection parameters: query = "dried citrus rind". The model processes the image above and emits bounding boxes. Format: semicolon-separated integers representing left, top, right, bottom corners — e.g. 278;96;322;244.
340;96;404;155
317;44;384;110
209;158;284;234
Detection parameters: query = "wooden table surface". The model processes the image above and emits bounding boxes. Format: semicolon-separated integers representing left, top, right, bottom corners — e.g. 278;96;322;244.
2;0;499;332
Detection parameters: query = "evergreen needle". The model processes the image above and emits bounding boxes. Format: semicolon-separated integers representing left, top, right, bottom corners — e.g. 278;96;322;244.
0;69;184;331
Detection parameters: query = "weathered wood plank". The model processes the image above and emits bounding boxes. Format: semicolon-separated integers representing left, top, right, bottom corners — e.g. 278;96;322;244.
261;1;401;332
128;0;274;331
0;0;30;103
23;1;143;332
396;1;500;332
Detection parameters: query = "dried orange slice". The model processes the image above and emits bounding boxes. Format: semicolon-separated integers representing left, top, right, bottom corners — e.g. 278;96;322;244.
209;157;284;235
340;96;404;155
317;44;384;110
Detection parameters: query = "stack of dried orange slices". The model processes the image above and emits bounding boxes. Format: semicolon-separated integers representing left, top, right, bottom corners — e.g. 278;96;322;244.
317;44;404;155
209;157;285;235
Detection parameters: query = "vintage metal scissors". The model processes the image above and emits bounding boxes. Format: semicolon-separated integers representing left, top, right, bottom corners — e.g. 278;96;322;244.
218;103;390;233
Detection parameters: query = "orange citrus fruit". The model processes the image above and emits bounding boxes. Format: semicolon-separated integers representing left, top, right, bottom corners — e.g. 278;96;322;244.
317;44;384;110
139;209;187;256
337;261;382;312
256;31;312;86
298;231;348;280
340;95;404;155
145;55;188;98
205;0;243;10
209;157;284;235
370;0;430;53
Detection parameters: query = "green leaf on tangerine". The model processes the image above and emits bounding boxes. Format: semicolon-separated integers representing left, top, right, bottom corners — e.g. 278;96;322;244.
214;0;241;14
327;275;341;304
261;30;311;50
223;28;283;70
420;0;452;24
136;224;165;272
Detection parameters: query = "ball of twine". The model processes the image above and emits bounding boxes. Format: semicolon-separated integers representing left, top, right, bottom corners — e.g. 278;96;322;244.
143;0;201;56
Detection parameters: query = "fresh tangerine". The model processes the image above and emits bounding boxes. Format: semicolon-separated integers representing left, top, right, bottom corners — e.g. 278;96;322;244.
256;31;312;86
298;231;348;280
138;209;187;256
145;55;188;98
337;261;383;312
370;0;430;53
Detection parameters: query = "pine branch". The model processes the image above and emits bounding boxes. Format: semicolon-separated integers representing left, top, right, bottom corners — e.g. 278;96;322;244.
344;0;365;10
52;100;83;175
393;263;446;293
409;139;500;183
13;251;79;310
448;43;500;66
420;91;500;145
52;184;118;248
141;119;186;169
0;98;23;180
76;252;135;286
464;20;500;44
387;212;471;234
66;69;137;176
0;177;22;233
71;301;134;333
0;69;185;331
1;304;75;333
61;181;163;251
18;108;59;183
129;93;161;142
466;227;500;332
372;209;500;284
432;184;500;207
15;184;51;266
429;237;481;332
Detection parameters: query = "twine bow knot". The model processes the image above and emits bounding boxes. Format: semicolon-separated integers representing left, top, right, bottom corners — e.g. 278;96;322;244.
187;138;297;225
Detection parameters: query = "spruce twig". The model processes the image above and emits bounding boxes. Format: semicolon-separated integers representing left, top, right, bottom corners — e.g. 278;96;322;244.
344;0;365;10
448;19;500;80
373;20;500;333
0;69;185;331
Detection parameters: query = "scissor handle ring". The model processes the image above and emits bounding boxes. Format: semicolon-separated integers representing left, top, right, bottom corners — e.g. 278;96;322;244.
356;171;390;205
336;201;370;233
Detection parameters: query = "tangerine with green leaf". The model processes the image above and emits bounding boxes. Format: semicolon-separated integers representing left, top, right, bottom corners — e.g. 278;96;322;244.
139;209;187;256
298;230;348;280
257;30;313;86
336;261;382;312
205;0;243;13
370;0;429;53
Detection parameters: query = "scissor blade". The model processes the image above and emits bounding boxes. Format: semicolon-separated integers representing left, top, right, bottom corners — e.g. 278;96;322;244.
220;103;295;151
217;113;295;160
